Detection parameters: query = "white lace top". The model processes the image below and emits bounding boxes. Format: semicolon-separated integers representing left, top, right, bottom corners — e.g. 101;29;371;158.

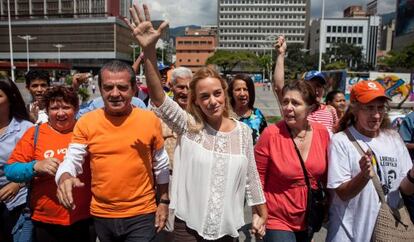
152;97;266;240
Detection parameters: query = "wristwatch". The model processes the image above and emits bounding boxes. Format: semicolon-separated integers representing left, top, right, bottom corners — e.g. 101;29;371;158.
159;199;170;205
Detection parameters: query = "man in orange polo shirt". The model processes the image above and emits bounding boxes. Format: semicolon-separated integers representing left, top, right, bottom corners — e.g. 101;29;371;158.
55;60;170;242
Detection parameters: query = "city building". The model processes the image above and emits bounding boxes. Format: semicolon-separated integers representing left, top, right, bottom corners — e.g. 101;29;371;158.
309;15;380;67
393;0;414;50
176;26;217;73
378;12;395;55
367;0;378;16
0;0;165;73
344;5;366;18
217;0;310;54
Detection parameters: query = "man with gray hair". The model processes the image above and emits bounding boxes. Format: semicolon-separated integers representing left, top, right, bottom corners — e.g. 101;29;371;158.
162;67;192;170
169;67;192;109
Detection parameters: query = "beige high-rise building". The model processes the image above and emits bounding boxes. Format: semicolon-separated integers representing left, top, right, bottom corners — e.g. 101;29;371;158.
217;0;310;54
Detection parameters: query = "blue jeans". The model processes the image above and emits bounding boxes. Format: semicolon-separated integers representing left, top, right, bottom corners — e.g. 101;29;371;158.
264;229;310;242
94;213;156;242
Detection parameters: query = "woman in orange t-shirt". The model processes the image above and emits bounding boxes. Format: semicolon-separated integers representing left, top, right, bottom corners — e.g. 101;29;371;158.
5;86;92;242
255;80;330;242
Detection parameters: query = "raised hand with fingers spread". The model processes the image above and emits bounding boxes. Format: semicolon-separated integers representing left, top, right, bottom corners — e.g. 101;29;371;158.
124;4;169;50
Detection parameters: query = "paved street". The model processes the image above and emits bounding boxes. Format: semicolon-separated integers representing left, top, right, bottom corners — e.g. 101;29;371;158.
254;84;281;118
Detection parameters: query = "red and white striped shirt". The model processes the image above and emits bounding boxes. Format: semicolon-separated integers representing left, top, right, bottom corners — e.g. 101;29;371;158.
308;104;337;132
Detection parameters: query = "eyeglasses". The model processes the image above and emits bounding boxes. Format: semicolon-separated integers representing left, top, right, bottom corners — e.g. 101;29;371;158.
359;104;390;114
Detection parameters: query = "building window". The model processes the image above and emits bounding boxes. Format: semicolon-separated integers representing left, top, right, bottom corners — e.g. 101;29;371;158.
338;26;342;33
348;26;352;33
359;26;363;33
353;37;357;44
327;26;331;32
333;26;336;33
358;37;362;44
326;37;331;43
353;26;358;32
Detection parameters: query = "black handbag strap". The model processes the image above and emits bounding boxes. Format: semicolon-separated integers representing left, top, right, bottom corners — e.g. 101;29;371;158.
24;124;40;212
286;124;312;190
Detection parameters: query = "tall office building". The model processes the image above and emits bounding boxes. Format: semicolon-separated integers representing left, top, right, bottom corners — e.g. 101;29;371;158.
0;0;131;19
0;0;141;72
217;0;310;53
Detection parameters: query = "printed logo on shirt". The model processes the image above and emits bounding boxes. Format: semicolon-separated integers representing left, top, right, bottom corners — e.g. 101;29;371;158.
382;169;397;195
378;155;398;195
43;148;67;158
379;156;397;167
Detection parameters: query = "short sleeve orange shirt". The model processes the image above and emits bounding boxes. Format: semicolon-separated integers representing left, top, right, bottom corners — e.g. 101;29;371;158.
73;108;164;218
8;124;91;225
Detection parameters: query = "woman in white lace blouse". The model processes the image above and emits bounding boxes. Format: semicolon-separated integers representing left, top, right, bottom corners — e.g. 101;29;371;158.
125;4;267;242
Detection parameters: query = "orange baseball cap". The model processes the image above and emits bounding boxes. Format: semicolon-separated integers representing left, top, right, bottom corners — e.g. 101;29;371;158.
350;80;390;104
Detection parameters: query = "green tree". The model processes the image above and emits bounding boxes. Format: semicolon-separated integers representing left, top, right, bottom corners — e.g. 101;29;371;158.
206;50;257;74
379;42;414;71
284;43;318;79
256;54;272;80
324;42;366;71
325;61;347;70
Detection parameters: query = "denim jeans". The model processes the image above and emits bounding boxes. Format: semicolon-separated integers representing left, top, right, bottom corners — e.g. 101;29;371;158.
0;203;24;242
94;213;156;242
264;229;310;242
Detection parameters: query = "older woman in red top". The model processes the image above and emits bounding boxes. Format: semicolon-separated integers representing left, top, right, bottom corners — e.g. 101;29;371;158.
255;80;330;242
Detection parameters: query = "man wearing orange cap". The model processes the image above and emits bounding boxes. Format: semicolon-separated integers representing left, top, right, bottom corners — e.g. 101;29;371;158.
326;80;414;242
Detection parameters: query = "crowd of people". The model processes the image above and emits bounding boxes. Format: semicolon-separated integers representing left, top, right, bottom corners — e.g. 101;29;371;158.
1;3;414;242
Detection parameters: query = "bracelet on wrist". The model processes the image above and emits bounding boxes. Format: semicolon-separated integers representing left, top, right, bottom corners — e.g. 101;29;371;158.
407;169;414;184
159;199;170;205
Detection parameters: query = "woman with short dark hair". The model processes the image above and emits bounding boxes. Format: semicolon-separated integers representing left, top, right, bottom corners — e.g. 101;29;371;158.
5;85;92;242
228;74;267;144
325;90;346;120
255;80;330;242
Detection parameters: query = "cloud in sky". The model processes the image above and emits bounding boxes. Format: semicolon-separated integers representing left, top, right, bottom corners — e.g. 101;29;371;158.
133;0;397;28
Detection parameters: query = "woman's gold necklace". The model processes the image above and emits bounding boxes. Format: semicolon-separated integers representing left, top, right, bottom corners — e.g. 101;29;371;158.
293;125;309;143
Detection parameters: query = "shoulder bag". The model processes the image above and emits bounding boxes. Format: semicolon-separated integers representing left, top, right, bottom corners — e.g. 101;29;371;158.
344;128;414;242
288;126;327;239
12;125;40;242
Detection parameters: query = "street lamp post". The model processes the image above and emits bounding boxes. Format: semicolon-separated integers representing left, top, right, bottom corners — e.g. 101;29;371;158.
53;44;65;63
318;0;325;72
156;39;166;65
129;43;139;61
18;35;37;72
7;0;15;82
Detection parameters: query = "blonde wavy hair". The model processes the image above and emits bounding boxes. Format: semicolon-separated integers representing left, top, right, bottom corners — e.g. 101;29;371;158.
187;67;231;132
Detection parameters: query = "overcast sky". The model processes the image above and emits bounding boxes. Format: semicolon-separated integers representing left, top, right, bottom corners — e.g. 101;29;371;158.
133;0;397;27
